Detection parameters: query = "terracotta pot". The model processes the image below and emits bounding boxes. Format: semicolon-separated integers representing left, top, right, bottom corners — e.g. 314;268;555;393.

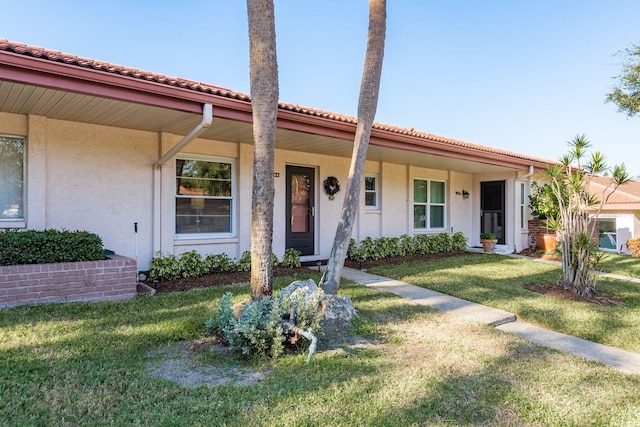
480;239;498;253
536;233;557;253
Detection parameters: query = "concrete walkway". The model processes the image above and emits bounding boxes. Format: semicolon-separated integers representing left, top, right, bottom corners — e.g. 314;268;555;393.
340;267;640;375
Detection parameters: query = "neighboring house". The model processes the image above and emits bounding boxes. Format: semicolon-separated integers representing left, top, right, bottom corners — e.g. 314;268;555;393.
0;39;553;271
588;176;640;253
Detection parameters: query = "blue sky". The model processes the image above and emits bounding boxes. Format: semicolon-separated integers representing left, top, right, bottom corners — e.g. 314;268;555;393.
3;1;640;175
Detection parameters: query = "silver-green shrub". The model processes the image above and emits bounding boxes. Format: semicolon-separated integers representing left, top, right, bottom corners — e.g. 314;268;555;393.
204;292;235;344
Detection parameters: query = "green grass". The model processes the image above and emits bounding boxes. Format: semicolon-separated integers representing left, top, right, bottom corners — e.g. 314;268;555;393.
369;253;640;353
1;270;640;425
598;251;640;278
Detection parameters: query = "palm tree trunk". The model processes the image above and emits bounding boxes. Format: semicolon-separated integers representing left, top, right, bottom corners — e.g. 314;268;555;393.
321;0;386;295
247;0;278;301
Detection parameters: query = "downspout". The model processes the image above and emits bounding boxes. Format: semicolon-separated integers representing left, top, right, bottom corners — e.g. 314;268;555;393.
513;166;534;251
155;103;213;168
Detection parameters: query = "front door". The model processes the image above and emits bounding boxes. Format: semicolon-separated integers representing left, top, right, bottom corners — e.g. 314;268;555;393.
286;166;315;256
481;181;505;244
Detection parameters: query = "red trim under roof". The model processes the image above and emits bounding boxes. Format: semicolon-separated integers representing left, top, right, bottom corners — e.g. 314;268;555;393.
0;39;553;170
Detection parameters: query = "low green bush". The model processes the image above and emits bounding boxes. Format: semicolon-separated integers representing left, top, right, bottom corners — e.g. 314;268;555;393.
0;229;104;266
236;251;252;272
149;252;181;281
281;248;302;268
178;250;208;278
347;232;468;261
149;250;294;281
204;253;236;273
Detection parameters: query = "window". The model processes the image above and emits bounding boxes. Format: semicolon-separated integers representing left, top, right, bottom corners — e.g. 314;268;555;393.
0;135;25;223
599;218;617;250
520;182;526;229
364;174;378;210
413;179;446;229
175;157;234;235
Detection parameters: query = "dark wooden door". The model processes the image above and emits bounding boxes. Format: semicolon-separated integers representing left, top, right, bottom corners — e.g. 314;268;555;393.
286;166;315;255
481;181;505;244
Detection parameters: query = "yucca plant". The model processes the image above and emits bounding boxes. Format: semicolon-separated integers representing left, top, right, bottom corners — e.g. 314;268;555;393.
545;135;631;296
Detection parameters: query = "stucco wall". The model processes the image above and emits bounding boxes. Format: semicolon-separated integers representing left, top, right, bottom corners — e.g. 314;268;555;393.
40;118;157;268
3;111;537;269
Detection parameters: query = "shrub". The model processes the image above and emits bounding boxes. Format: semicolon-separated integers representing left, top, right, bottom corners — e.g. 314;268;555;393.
399;234;415;256
224;296;286;359
204;253;236;273
627;238;640;257
0;229;104;266
377;237;400;258
178;250;207;278
346;232;468;260
281;287;324;330
236;251;252;272
452;232;468;251
205;286;324;359
414;234;435;254
347;239;361;261
205;292;235;344
359;237;381;261
149;252;181;281
282;248;302;268
431;233;453;252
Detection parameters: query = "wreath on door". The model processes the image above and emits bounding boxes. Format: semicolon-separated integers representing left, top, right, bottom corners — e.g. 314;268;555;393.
324;176;340;200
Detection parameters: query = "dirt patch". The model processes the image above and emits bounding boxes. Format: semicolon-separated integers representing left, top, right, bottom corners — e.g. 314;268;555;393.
523;283;625;306
147;323;379;388
147;338;270;387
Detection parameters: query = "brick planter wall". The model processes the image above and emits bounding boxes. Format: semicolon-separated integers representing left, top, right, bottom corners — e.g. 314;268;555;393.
0;255;137;309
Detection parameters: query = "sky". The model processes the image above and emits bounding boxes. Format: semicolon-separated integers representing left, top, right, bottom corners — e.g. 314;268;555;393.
2;1;640;174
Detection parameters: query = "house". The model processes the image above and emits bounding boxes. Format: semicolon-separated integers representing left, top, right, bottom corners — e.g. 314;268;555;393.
0;39;553;271
588;176;640;253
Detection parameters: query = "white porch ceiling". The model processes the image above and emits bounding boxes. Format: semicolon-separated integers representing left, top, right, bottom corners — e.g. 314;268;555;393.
0;80;513;174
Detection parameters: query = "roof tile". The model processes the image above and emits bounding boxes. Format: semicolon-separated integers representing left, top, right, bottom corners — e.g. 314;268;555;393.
0;38;553;166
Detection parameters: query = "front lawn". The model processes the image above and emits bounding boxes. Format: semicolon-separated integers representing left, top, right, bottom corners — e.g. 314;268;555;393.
1;271;639;425
369;253;640;353
598;251;640;278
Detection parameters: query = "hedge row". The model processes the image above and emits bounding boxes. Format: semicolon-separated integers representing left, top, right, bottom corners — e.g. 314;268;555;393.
347;232;468;261
0;229;104;266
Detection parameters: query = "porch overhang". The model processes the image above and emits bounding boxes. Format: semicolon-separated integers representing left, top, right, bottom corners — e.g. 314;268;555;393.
0;42;552;174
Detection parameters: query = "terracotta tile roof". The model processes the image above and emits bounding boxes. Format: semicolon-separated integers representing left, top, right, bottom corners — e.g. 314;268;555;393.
0;39;553;167
589;178;640;211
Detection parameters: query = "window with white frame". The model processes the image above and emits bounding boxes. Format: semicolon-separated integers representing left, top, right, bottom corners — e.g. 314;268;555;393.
520;182;526;229
0;135;25;223
175;157;235;235
413;179;446;229
364;173;379;210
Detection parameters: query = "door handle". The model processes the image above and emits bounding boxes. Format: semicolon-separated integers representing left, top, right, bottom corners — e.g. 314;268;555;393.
311;206;315;217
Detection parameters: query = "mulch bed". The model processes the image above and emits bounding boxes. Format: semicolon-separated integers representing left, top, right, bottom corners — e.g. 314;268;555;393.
150;266;312;294
343;251;468;270
147;250;625;306
522;283;625;306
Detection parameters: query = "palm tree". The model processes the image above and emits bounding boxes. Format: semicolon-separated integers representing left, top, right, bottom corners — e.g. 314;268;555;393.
247;0;278;301
321;0;387;295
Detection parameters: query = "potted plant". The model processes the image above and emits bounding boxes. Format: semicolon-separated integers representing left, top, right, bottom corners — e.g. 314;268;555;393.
480;232;498;253
528;182;565;254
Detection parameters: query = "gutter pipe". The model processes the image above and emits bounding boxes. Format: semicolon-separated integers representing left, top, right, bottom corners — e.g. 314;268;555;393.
155;103;213;168
513;166;535;251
